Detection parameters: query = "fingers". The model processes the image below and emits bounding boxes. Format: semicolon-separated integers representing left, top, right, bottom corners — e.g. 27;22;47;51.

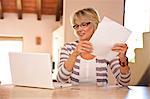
112;47;124;52
112;43;128;55
77;41;93;53
80;42;92;49
113;43;128;49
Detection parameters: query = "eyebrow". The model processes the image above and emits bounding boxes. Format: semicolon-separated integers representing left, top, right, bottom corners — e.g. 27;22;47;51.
74;21;90;25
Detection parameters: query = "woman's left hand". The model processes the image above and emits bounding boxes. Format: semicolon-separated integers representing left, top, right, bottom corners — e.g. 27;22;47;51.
111;43;128;60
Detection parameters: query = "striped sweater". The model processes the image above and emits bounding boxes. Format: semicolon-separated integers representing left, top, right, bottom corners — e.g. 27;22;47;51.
57;41;131;86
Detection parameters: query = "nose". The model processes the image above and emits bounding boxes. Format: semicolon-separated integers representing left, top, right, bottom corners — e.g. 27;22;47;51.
76;26;84;32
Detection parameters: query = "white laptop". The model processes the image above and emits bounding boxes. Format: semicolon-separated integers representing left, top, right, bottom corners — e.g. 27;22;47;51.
9;52;71;89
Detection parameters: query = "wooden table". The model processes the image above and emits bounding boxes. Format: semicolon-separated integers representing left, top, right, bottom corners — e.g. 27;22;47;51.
0;84;150;99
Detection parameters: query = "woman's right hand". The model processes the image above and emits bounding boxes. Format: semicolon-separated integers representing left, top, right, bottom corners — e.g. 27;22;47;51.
75;41;93;54
64;41;93;71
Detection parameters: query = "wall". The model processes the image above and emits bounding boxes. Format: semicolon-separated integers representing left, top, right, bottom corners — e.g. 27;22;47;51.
129;32;150;85
64;0;124;42
51;26;64;79
0;13;60;54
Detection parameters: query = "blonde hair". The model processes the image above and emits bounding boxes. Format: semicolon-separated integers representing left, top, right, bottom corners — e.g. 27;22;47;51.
71;8;100;31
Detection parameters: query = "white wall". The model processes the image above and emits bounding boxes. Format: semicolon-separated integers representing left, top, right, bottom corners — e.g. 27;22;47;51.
0;13;60;54
52;26;64;78
64;0;124;42
52;26;64;64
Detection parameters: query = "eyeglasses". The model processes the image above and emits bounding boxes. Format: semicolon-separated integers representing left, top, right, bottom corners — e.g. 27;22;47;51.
73;22;91;30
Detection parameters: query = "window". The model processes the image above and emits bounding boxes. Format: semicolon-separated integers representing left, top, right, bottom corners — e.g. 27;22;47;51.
125;0;150;62
0;37;22;84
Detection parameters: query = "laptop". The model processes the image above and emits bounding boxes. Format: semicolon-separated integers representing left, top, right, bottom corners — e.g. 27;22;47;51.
9;52;72;89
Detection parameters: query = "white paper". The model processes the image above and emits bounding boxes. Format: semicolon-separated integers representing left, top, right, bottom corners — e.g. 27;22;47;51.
90;17;131;59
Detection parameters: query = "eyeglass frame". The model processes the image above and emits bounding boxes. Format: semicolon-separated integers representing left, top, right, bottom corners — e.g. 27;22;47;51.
72;22;91;30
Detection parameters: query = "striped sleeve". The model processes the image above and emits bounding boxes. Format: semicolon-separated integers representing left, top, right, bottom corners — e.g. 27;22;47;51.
57;43;73;83
57;65;72;83
109;57;131;86
119;70;131;86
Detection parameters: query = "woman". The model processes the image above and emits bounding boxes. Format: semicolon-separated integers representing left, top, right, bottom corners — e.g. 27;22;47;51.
57;8;130;86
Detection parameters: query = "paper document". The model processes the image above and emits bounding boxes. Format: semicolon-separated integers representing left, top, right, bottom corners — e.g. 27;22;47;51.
90;17;131;58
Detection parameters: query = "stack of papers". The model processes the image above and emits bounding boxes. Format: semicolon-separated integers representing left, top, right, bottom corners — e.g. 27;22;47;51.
90;17;131;59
